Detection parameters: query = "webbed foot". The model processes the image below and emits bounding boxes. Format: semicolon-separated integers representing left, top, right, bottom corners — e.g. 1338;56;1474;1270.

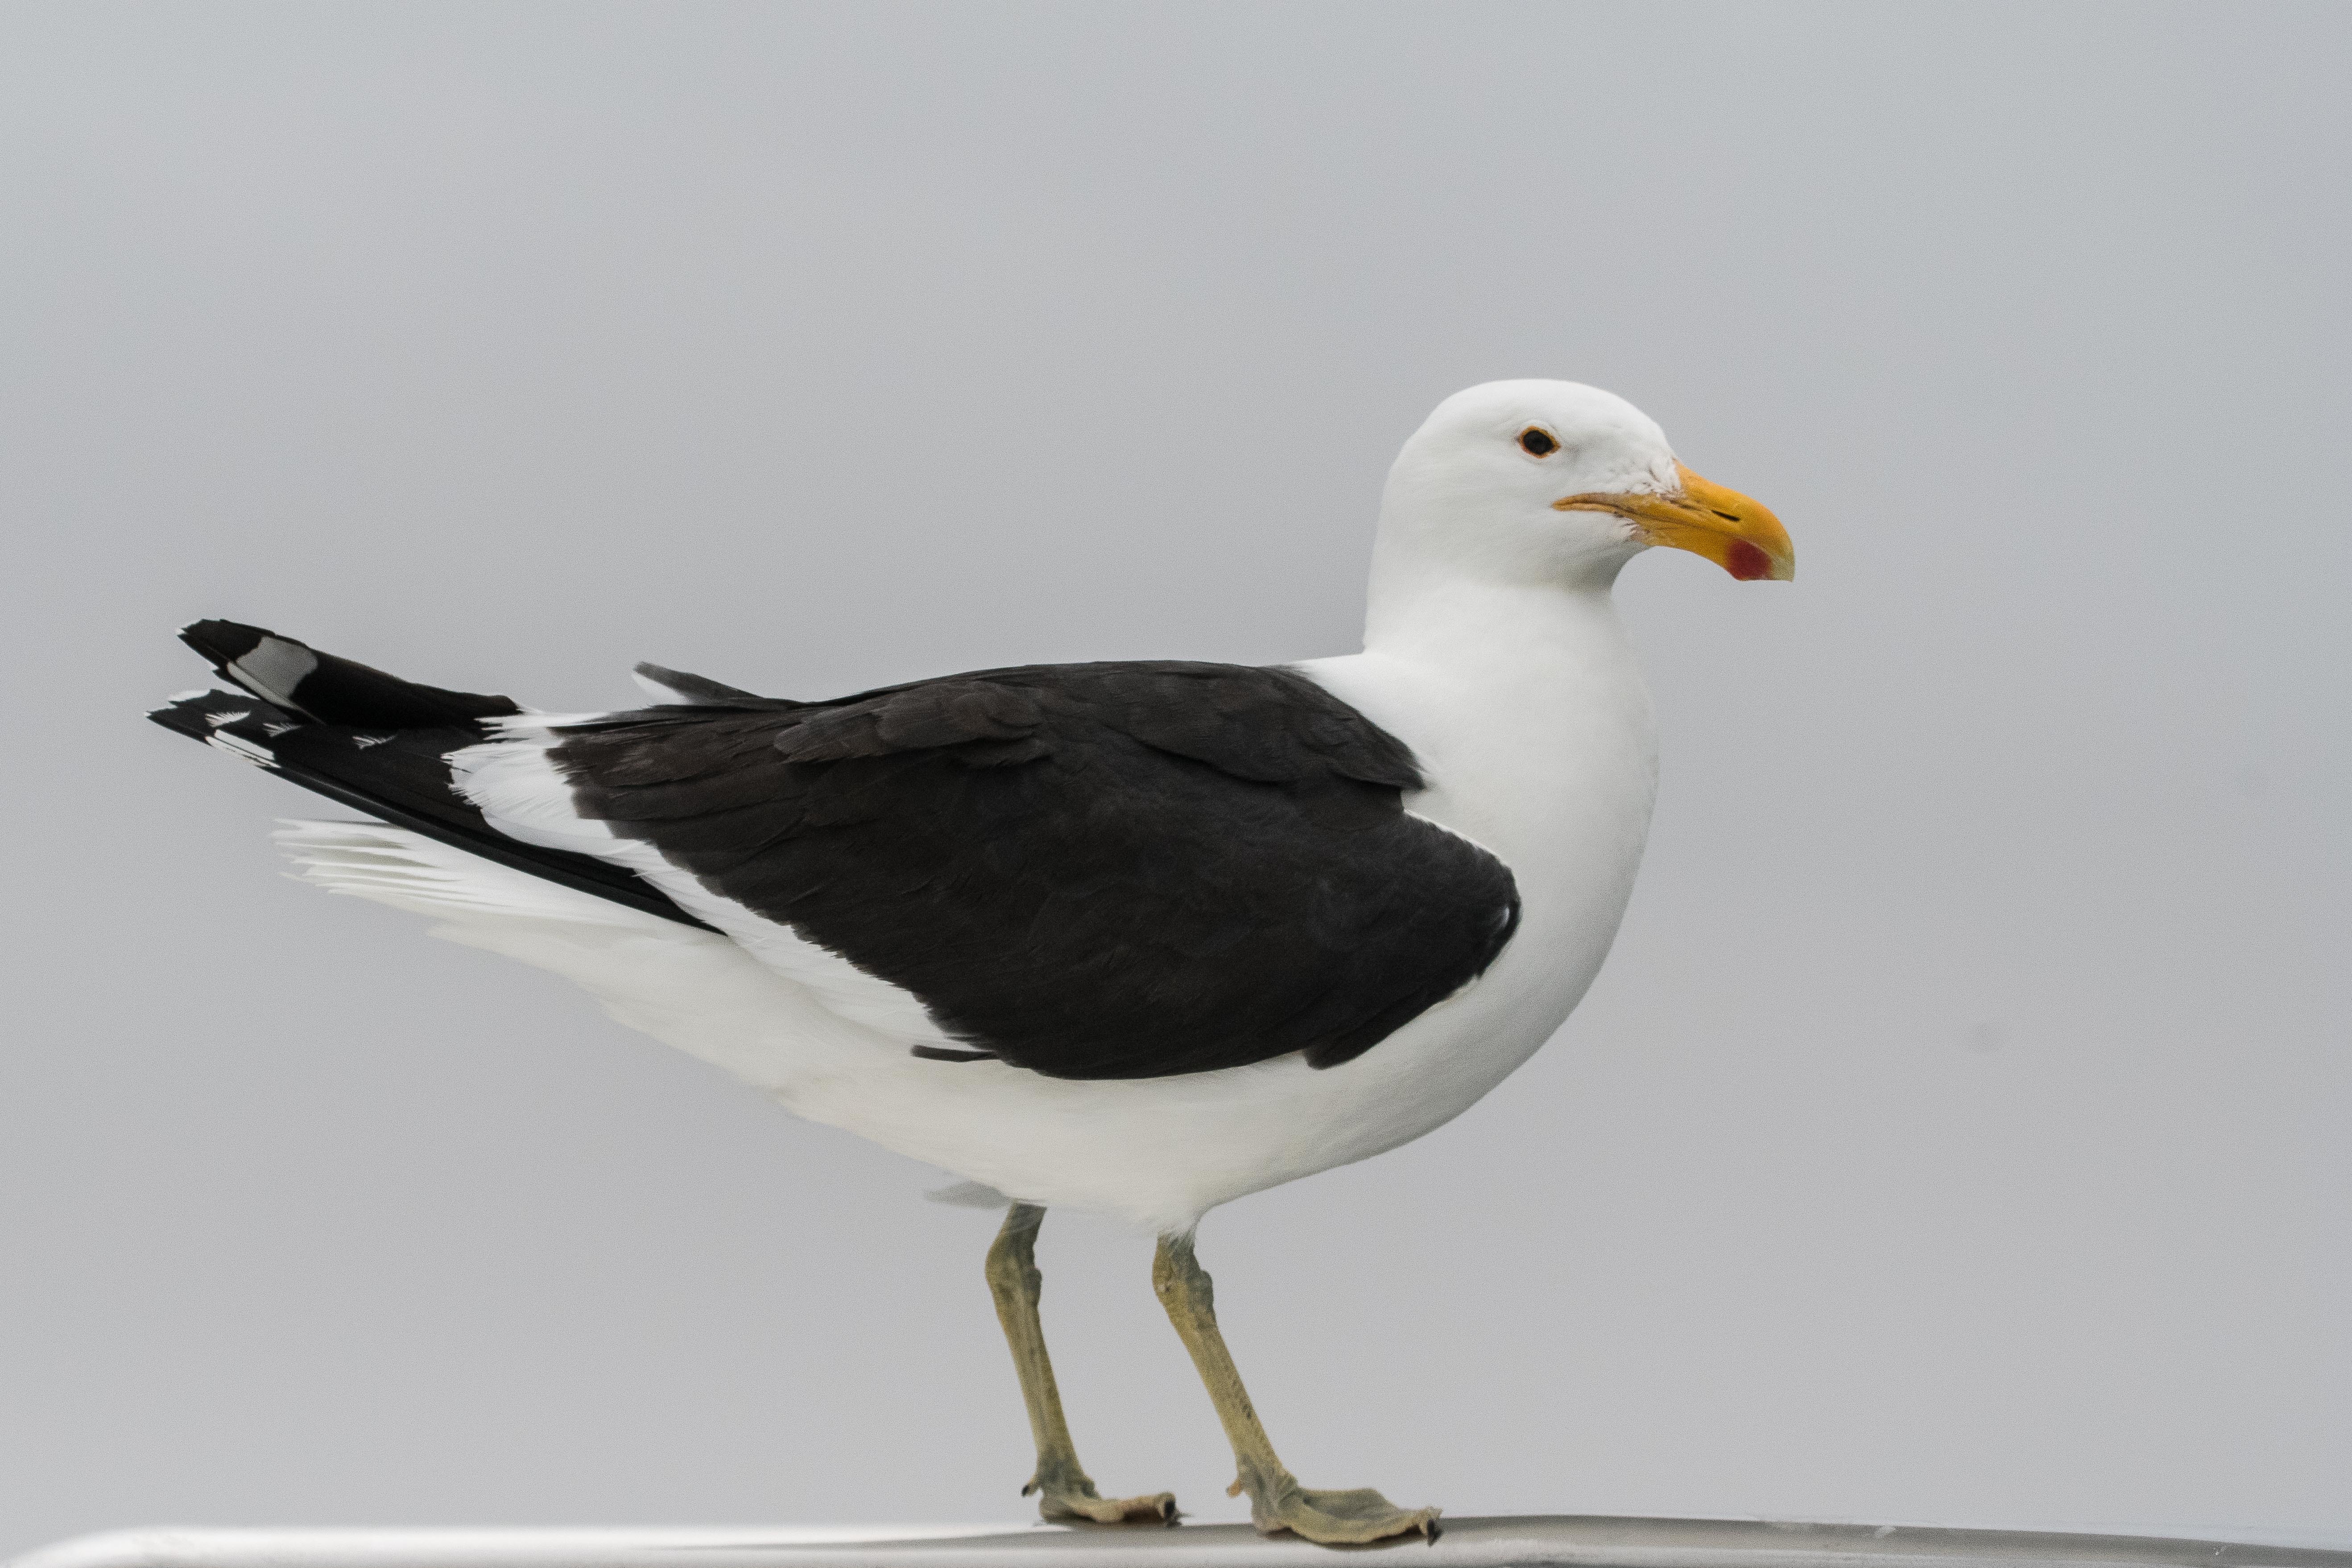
1230;1458;1439;1544
1026;1462;1178;1526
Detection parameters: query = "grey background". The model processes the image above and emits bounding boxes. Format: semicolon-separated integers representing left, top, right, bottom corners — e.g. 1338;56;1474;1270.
2;0;2346;1557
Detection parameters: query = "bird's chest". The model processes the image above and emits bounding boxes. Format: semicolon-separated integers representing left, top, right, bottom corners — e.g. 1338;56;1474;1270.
1313;646;1656;920
1302;638;1658;1080
1419;683;1654;918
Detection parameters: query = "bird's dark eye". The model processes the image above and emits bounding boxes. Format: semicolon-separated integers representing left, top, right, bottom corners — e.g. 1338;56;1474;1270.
1518;427;1559;457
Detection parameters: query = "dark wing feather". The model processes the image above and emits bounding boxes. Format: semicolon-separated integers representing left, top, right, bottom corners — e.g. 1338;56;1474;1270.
549;662;1520;1080
150;621;715;930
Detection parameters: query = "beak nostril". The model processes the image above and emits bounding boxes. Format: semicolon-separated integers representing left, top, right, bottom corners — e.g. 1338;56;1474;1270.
1710;509;1741;522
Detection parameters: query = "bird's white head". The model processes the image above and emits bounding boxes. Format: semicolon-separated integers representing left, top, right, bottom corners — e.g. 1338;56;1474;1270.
1374;380;1792;594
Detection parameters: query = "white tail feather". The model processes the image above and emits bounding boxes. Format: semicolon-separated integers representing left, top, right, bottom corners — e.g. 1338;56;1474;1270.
271;819;843;1091
275;819;657;928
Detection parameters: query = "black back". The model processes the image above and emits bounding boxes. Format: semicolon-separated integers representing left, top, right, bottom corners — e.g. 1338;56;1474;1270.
551;661;1521;1080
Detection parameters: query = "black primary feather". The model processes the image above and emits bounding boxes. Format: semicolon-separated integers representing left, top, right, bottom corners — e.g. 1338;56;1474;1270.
178;619;521;727
150;622;714;930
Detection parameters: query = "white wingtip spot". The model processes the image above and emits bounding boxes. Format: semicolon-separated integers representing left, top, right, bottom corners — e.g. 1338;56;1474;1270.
225;637;319;711
206;732;276;767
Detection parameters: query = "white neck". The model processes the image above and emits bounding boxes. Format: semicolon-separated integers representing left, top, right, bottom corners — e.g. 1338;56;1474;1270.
1355;511;1641;683
1304;536;1656;867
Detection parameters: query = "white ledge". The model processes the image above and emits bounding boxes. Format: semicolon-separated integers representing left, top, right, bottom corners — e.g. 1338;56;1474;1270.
10;1519;2350;1568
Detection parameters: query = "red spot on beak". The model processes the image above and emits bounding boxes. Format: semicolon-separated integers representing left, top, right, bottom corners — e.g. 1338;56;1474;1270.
1725;538;1773;581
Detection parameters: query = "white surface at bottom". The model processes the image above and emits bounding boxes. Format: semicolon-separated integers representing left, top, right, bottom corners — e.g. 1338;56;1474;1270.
11;1518;2352;1568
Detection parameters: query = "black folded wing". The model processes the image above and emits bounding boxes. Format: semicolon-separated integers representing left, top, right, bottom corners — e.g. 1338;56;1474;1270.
550;661;1521;1080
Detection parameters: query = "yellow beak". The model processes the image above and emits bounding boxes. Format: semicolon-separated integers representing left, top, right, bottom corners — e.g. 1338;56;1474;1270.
1554;462;1793;581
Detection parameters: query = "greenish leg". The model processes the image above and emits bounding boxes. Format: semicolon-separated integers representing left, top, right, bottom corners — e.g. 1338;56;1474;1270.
1151;1229;1440;1545
986;1204;1178;1526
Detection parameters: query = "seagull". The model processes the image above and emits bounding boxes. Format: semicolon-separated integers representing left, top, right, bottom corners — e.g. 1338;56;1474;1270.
149;379;1791;1546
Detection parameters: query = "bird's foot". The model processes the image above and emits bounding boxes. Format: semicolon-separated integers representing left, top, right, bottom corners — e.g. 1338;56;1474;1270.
1025;1462;1178;1526
1229;1457;1440;1545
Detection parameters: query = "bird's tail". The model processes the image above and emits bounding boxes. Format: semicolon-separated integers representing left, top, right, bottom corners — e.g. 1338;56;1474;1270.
149;620;711;929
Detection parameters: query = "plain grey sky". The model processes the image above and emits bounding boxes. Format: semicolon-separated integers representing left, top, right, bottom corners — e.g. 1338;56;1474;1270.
3;0;2347;1557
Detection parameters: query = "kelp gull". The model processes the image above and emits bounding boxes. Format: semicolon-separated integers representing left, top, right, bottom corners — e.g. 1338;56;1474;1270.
149;379;1792;1545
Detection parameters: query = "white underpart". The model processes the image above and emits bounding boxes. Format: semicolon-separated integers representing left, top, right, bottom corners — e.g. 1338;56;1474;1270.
299;380;1674;1234
452;728;960;1051
276;820;886;1095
